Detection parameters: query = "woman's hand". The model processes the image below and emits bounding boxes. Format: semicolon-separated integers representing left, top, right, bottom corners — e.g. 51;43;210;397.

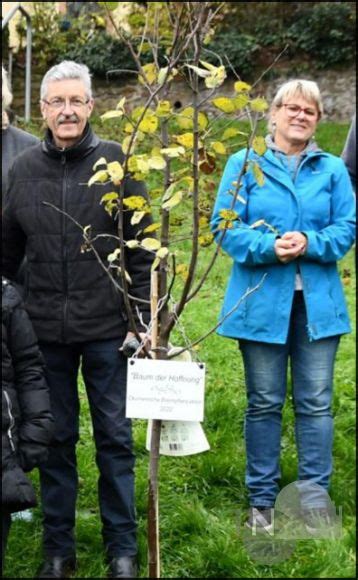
274;231;307;263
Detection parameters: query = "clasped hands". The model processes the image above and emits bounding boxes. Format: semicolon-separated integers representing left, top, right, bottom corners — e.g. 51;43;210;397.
274;231;307;264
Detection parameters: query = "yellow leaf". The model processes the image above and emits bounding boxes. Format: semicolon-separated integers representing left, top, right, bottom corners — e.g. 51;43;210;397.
88;169;109;187
211;141;226;155
116;97;126;111
250;97;269;112
148;155;166;170
185;64;210;78
219;209;238;221
126;240;140;249
141;238;161;251
162;190;183;210
249;219;265;229
199;216;209;227
156;247;169;259
100;192;119;205
107;248;121;262
160;146;185;158
233;94;250;110
93;157;107;171
199;60;216;71
143;222;161;233
139;63;157;85
252;136;267;156
222;128;238;141
100;110;124;121
212;97;235;113
175;133;194;149
122;136;134;155
124;123;134;134
107;161;124;185
131;211;146;225
177;107;194;130
156;100;172;118
138;113;158;134
205;66;226;89
151;256;160;272
198;233;214;247
234;81;252;93
251;161;265;186
123;196;148;211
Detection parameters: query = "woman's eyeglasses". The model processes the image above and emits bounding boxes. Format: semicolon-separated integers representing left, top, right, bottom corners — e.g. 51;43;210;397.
280;104;318;118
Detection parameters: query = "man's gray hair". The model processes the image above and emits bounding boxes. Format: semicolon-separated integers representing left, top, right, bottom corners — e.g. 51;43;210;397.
40;61;93;100
2;65;13;129
267;79;323;134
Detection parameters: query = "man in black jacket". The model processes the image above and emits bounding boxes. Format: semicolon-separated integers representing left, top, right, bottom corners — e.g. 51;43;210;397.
2;61;154;579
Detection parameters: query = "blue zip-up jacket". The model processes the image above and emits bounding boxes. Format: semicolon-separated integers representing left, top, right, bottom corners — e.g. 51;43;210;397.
210;146;356;344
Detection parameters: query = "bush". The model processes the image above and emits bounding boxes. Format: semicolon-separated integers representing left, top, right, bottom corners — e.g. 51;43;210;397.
287;2;356;68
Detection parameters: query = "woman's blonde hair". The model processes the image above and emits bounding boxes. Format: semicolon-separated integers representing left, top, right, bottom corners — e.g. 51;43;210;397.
2;66;13;129
267;79;323;134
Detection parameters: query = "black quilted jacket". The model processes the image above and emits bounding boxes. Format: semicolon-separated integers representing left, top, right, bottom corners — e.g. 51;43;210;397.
2;278;53;511
2;124;153;344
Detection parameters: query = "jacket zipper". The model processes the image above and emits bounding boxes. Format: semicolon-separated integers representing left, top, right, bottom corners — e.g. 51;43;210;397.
3;389;16;452
61;154;69;342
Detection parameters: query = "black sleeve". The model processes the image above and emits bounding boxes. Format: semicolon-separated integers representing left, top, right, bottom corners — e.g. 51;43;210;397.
9;303;54;470
122;175;155;331
2;165;27;281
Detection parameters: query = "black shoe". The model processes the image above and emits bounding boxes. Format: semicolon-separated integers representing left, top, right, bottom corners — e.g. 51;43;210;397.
107;556;138;578
245;506;274;534
36;556;77;578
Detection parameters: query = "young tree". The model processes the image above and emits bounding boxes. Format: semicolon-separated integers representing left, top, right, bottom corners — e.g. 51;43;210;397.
79;2;269;576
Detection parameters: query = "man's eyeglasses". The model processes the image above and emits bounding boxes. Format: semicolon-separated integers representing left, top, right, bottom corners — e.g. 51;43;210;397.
280;104;318;119
42;97;90;110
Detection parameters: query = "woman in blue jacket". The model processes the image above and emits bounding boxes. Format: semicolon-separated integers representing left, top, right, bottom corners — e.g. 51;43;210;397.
211;79;355;530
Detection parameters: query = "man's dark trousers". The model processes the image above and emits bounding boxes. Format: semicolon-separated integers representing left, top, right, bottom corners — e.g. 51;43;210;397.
39;338;137;558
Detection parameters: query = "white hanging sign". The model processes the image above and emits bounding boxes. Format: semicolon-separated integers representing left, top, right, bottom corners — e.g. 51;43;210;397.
146;420;210;456
126;358;205;421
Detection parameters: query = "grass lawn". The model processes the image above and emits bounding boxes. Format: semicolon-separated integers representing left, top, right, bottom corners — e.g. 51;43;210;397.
4;119;355;579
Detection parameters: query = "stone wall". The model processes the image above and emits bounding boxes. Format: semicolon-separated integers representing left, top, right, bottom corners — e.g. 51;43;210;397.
12;67;356;123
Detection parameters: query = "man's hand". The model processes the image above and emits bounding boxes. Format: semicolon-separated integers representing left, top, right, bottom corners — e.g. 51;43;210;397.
120;331;151;357
274;231;307;264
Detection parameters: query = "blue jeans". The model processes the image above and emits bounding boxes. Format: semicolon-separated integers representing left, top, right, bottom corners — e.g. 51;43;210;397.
39;339;136;558
239;292;340;508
